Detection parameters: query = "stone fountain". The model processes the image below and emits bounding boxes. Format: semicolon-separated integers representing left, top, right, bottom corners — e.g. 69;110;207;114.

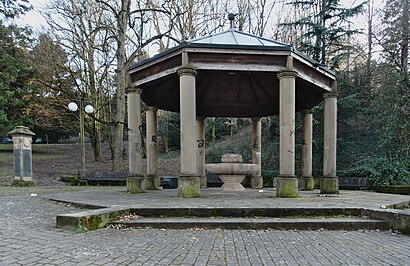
205;154;259;191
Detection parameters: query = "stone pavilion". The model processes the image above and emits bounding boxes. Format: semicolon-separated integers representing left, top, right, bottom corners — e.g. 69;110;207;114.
127;17;338;198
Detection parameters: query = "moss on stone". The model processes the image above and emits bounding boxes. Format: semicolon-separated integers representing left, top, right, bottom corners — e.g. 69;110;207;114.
80;215;103;230
127;175;146;194
313;177;320;189
60;175;83;186
145;176;158;190
320;177;339;194
304;177;314;191
178;176;200;198
276;177;298;198
11;180;35;187
74;224;88;233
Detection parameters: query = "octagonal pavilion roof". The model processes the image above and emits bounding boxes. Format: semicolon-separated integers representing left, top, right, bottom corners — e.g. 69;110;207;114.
129;28;336;118
187;28;289;48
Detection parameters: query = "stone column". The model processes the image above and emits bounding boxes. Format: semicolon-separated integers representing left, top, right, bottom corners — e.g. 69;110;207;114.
300;109;314;190
177;65;200;198
321;91;339;194
197;116;207;189
146;106;160;189
126;87;145;193
8;126;35;186
251;117;263;188
276;71;298;197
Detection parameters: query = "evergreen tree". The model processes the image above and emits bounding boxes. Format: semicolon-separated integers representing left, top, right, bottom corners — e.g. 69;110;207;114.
27;33;78;142
281;0;364;69
0;0;31;19
373;0;409;159
0;2;35;135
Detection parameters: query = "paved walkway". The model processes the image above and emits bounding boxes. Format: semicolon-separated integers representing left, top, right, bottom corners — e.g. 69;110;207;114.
0;187;410;265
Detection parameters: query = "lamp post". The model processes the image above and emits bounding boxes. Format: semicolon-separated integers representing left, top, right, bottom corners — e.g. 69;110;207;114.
68;100;94;172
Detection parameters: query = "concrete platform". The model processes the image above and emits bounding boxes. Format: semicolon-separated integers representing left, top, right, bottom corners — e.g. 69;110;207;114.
45;188;410;232
45;188;410;209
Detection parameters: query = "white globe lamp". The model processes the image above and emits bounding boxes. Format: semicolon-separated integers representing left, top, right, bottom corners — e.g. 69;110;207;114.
68;102;78;112
84;104;94;114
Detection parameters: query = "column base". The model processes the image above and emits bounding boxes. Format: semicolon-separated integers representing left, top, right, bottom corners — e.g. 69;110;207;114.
298;176;314;191
145;175;162;190
313;177;320;189
14;176;33;182
178;176;200;198
11;180;35;187
127;175;146;194
320;177;339;194
276;176;298;198
251;176;263;189
200;175;207;189
154;176;162;189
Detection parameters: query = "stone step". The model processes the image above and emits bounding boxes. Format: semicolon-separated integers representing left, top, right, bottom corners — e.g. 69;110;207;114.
126;207;363;218
108;217;389;230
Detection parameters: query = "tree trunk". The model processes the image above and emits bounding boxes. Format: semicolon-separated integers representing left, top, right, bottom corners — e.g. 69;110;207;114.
367;0;373;78
112;0;130;171
401;0;409;75
211;117;216;146
320;0;326;64
87;33;102;162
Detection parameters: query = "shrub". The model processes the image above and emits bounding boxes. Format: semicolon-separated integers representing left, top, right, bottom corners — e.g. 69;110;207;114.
341;157;409;188
369;158;409;187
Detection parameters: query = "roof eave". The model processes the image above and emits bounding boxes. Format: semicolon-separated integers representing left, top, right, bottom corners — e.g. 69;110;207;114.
291;49;336;77
129;43;292;72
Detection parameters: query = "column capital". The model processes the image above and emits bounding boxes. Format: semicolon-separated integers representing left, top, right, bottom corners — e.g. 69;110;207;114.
277;70;298;80
126;87;142;95
147;106;158;112
322;92;339;99
301;109;314;115
251;117;261;122
177;65;198;77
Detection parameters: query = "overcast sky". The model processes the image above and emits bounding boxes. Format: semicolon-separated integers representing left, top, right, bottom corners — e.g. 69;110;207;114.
17;0;384;60
16;0;48;29
19;0;384;31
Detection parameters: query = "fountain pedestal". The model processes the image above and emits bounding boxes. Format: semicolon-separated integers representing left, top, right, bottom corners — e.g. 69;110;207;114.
205;154;258;191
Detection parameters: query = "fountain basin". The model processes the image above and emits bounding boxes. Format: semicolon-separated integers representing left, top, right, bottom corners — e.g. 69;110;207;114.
205;154;258;191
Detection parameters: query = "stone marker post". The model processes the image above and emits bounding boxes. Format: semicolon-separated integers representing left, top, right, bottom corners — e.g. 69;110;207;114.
8;126;35;186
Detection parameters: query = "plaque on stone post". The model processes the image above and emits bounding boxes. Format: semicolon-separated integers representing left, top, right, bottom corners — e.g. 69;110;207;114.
8;126;36;186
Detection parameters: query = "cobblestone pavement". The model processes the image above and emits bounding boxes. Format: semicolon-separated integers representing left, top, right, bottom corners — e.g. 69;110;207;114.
1;194;410;266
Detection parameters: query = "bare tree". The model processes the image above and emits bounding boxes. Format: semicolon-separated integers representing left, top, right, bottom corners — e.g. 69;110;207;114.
366;0;374;77
43;0;116;161
239;0;276;36
97;0;176;170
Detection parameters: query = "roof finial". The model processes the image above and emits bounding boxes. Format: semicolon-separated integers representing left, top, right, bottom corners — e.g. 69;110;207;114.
228;13;235;29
